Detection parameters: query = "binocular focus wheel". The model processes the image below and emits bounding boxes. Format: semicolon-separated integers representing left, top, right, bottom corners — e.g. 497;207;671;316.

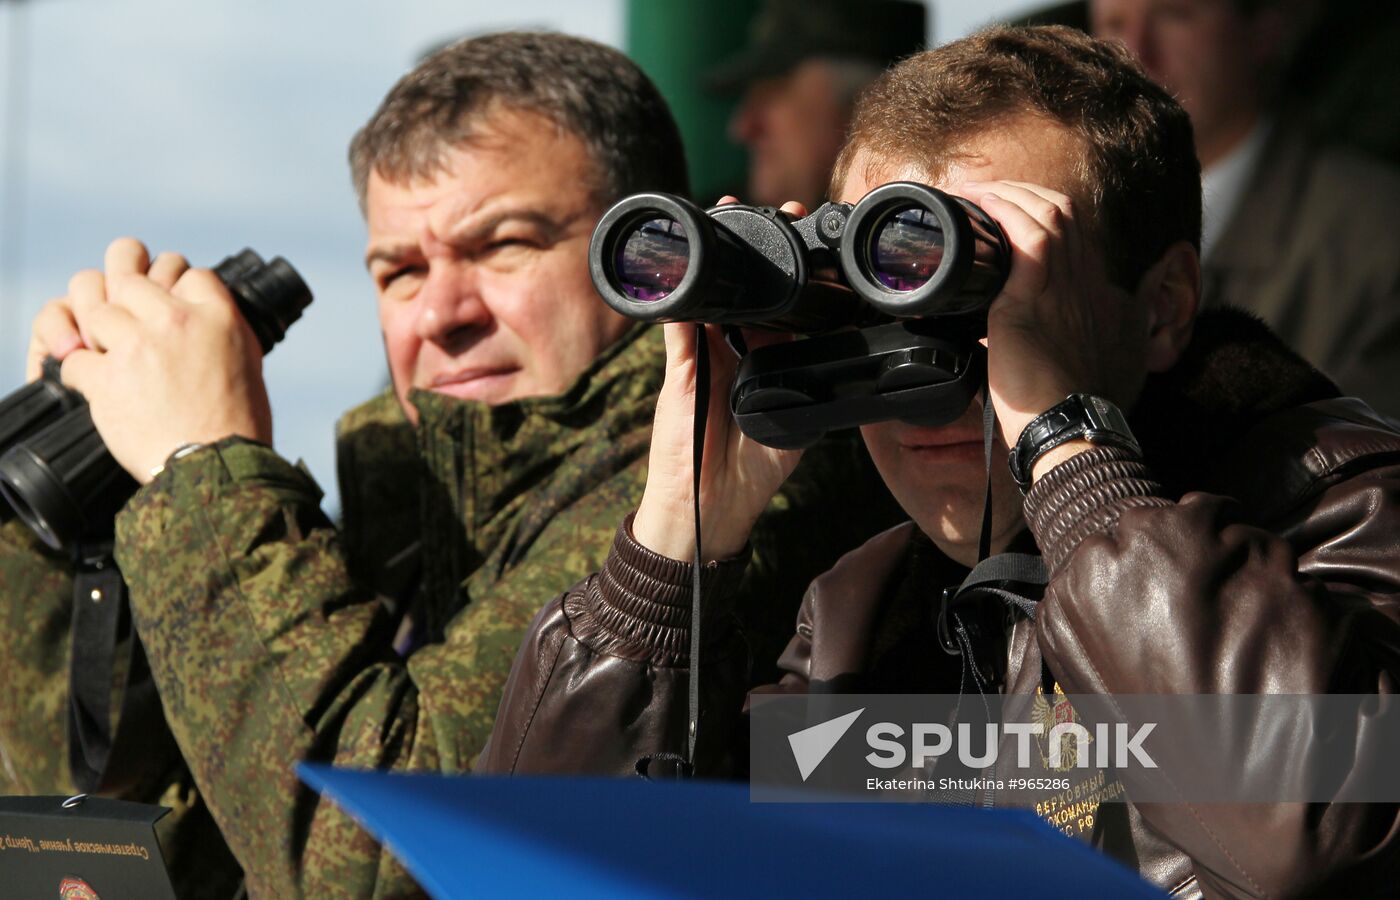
732;385;817;414
876;347;951;392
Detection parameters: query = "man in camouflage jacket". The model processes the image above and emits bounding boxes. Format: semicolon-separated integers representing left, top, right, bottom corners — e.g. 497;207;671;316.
6;33;899;898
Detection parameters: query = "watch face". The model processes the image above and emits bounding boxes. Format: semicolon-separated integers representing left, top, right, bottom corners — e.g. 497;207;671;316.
1082;394;1130;435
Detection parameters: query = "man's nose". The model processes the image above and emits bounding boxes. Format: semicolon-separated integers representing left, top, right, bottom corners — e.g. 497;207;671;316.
413;263;491;344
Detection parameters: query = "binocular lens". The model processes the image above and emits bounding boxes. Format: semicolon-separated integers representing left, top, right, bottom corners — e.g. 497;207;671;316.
614;217;689;301
867;206;945;292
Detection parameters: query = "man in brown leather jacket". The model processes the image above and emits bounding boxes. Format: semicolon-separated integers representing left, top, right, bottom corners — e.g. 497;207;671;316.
480;26;1400;899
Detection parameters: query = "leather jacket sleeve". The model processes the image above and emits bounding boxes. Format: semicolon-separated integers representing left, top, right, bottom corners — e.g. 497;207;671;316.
479;515;763;776
1024;442;1400;898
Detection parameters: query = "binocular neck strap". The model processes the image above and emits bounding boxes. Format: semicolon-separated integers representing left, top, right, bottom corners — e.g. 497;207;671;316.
979;382;997;563
633;323;711;781
67;543;177;794
686;323;711;771
943;377;1052;685
67;543;127;792
974;380;1049;594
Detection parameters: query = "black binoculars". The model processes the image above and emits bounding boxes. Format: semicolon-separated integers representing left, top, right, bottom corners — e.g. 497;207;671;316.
588;182;1010;332
0;249;312;551
588;184;1011;450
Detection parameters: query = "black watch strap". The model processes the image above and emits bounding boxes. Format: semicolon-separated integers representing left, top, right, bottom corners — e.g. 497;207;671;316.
1007;394;1140;490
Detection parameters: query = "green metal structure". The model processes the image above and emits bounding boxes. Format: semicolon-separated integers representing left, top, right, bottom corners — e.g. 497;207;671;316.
625;0;759;202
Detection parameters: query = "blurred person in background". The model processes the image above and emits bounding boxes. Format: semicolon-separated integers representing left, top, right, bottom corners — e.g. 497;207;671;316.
1090;0;1400;419
1023;0;1400;166
708;0;927;209
3;31;900;898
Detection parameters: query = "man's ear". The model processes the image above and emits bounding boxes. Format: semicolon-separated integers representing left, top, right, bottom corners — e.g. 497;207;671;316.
1137;240;1200;373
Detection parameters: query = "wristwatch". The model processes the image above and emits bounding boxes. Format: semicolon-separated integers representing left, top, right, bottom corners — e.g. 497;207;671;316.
1007;394;1140;491
148;436;267;481
148;442;214;480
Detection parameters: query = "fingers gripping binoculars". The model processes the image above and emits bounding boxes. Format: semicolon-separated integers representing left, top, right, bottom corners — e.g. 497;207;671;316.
589;183;1011;448
0;250;312;551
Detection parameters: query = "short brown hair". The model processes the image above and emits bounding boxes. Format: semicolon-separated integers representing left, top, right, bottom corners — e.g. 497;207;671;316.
833;26;1200;289
349;32;689;213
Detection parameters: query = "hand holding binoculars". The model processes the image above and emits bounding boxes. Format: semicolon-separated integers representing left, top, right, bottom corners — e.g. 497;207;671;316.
0;250;312;552
588;183;1011;448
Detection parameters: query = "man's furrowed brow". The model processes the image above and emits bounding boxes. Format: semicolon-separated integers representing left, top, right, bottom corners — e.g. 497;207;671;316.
447;208;565;244
364;242;418;270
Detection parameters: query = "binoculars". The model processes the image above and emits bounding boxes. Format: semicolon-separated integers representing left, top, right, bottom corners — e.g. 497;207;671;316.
0;249;312;551
588;184;1010;449
589;182;1009;331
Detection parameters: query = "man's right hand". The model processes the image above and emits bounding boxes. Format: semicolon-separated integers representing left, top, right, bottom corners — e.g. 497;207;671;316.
57;238;271;483
21;238;272;484
630;198;809;563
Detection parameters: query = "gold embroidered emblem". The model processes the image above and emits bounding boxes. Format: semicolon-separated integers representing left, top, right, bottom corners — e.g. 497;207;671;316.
1033;682;1092;771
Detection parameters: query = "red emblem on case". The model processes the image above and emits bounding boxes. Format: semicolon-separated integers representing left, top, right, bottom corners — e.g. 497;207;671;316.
58;876;100;900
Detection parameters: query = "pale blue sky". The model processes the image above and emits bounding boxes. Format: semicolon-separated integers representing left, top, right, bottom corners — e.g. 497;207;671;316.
0;0;1040;508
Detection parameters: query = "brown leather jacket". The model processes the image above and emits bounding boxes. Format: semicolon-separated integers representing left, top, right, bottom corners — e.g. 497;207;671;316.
479;311;1400;899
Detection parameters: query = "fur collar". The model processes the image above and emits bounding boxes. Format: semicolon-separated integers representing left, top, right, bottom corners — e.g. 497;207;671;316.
1130;307;1340;497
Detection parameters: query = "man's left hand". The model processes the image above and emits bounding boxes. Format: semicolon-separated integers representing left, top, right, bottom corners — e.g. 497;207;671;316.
60;238;272;483
959;180;1132;457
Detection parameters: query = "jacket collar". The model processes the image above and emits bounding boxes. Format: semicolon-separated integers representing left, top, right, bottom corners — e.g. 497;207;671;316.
409;323;664;637
1130;307;1340;498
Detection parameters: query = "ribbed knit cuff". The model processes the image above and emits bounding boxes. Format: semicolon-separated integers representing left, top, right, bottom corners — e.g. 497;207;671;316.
571;512;750;665
1023;445;1171;571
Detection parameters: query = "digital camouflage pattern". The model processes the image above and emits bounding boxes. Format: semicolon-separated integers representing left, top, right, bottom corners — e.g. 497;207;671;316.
0;523;244;899
0;520;74;796
94;323;901;898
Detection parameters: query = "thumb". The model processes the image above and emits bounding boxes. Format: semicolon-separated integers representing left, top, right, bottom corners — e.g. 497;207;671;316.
660;320;699;386
699;323;741;405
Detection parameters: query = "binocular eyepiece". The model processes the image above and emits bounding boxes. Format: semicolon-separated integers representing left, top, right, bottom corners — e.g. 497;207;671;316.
588;182;1010;331
0;249;312;551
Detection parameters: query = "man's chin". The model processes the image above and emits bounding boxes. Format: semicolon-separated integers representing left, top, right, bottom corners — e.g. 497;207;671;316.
893;478;996;549
921;509;988;547
425;370;521;405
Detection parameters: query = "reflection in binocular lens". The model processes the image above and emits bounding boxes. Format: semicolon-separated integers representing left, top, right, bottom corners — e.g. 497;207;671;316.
614;218;689;301
869;207;944;292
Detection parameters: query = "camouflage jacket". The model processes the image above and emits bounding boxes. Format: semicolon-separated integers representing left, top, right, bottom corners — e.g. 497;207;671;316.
0;515;243;898
109;324;901;898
